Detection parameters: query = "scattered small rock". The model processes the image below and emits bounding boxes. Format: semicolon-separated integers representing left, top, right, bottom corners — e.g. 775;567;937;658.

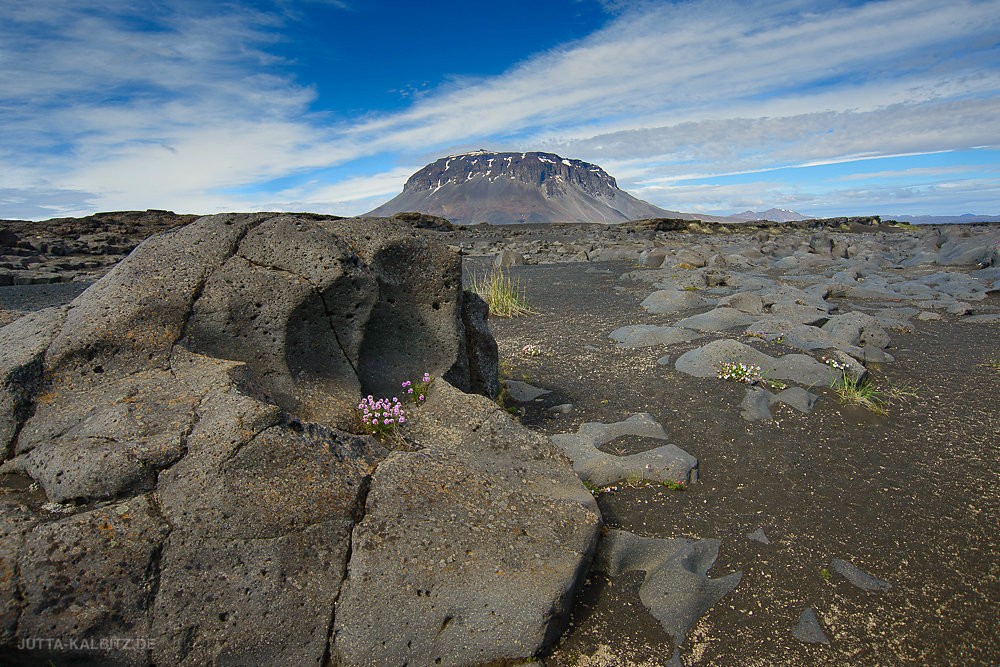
609;324;703;349
505;380;552;402
494;249;525;267
774;387;819;414
960;313;1000;323
740;387;775;422
593;529;742;645
792;608;830;645
830;558;892;592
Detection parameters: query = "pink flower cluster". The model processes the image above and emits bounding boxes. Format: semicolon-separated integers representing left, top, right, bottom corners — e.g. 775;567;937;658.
402;373;432;402
357;395;405;433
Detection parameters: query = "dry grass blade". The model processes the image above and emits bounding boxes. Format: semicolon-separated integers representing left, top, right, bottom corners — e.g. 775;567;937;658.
468;265;533;317
886;380;919;403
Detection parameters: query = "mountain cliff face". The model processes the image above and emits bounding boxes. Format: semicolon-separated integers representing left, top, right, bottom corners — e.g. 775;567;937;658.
367;150;679;225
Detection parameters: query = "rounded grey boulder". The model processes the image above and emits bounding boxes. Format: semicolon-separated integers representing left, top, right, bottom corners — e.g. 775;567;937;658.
640;289;708;314
675;338;838;387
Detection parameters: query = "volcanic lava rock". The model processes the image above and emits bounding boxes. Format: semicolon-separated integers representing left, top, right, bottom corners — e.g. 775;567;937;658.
0;213;598;665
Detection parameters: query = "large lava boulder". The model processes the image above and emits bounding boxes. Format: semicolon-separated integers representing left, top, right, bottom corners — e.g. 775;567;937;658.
0;213;599;665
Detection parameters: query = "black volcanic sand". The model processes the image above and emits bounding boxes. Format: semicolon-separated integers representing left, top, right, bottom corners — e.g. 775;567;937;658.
0;281;93;325
473;259;999;666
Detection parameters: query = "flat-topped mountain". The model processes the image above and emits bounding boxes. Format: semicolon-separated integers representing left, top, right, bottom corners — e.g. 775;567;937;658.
366;150;685;225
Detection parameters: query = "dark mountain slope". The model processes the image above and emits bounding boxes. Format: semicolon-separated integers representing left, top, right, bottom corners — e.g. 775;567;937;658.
366;150;688;225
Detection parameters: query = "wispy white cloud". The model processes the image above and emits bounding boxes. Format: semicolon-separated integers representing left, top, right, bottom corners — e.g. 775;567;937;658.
1;0;999;218
833;165;989;182
560;99;1000;198
275;167;419;203
345;0;1000;151
634;172;1000;217
0;0;343;217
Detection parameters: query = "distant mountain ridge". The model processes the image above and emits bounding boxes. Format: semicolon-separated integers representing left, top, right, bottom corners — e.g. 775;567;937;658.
366;150;689;225
888;214;1000;224
727;208;808;222
367;151;978;226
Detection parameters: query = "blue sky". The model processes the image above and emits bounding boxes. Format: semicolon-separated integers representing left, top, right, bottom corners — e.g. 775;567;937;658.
2;0;999;220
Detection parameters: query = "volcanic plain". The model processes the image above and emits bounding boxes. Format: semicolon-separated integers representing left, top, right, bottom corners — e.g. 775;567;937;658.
0;212;997;665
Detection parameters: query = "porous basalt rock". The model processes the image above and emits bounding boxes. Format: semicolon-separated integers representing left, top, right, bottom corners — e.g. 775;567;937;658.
333;383;600;666
0;213;596;665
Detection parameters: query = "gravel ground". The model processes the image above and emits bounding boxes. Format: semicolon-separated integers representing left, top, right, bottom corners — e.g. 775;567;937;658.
481;260;999;666
0;282;93;325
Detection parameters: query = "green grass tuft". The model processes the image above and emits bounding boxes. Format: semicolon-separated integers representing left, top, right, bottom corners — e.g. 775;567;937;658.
830;371;918;415
468;266;533;317
831;369;887;415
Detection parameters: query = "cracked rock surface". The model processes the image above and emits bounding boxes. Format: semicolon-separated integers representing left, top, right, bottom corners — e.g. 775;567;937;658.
334;383;600;666
0;213;596;665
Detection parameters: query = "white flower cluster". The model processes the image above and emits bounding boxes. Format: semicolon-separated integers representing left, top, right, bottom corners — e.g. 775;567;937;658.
715;361;764;384
715;360;787;389
822;356;848;370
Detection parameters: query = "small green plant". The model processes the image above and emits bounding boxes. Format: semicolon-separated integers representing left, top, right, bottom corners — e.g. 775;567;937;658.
829;360;918;415
663;479;687;491
885;380;919;403
820;567;832;580
830;369;886;415
714;360;786;390
468;266;532;317
683;285;699;291
401;372;432;403
985;356;1000;374
495;382;510;403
